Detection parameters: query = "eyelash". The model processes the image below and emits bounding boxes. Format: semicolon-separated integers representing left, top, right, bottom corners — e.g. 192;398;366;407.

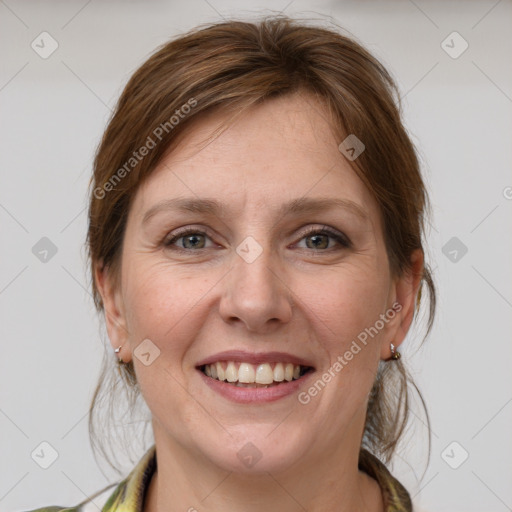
163;226;351;253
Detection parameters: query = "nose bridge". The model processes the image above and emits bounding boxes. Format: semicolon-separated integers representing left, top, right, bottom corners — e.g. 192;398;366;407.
234;239;276;295
219;234;293;331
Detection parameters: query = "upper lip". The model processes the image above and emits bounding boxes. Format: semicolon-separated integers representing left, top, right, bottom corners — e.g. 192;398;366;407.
196;350;315;369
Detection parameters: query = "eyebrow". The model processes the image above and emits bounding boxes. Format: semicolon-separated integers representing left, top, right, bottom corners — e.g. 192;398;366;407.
141;196;369;225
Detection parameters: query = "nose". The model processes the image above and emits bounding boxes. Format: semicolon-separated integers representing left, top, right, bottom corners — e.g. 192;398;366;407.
218;243;294;333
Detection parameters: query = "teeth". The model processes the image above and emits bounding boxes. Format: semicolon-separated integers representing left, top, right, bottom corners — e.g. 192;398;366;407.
273;362;285;382
202;361;308;385
216;362;225;381
255;363;274;384
225;361;237;382
238;363;255;383
235;382;270;388
284;363;294;382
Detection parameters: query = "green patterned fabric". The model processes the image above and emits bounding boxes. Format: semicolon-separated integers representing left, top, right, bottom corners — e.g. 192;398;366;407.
24;444;412;511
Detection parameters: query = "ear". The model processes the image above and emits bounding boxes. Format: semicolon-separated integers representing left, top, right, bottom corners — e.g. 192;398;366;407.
380;248;424;360
94;261;131;363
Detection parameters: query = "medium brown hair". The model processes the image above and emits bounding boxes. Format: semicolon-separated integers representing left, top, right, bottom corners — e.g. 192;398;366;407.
87;15;436;473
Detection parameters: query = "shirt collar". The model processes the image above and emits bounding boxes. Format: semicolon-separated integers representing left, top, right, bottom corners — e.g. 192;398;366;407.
102;444;157;512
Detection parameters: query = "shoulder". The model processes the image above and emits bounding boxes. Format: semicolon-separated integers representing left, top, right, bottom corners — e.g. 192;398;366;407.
20;445;156;512
18;483;118;512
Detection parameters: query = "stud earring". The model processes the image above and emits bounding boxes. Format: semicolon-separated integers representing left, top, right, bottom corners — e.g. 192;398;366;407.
114;345;124;364
389;343;401;361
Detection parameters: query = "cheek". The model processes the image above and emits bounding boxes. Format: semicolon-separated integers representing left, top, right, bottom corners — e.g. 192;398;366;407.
296;266;390;407
122;262;210;356
302;267;389;345
120;264;209;419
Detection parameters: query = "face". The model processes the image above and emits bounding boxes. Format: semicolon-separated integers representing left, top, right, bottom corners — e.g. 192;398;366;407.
98;92;421;475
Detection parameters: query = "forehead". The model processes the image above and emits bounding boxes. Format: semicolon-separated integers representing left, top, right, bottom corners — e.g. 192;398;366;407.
130;93;380;227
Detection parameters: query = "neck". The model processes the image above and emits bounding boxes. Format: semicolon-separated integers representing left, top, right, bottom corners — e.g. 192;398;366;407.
144;426;384;512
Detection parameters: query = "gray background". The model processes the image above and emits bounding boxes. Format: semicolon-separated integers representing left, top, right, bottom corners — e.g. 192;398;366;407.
1;1;511;511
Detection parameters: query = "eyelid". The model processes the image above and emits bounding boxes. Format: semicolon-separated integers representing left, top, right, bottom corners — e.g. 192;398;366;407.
163;224;351;251
163;225;217;248
293;225;351;249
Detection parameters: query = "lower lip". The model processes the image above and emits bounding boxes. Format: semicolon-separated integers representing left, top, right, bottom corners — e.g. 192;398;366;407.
197;369;313;404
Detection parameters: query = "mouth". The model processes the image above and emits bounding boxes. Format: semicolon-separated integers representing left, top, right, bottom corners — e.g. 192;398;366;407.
199;361;313;388
195;351;316;402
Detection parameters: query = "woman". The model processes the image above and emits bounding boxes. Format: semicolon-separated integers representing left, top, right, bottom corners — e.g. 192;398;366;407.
28;15;435;512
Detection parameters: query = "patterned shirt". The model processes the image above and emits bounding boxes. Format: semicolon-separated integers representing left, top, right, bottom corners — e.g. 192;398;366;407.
25;445;412;511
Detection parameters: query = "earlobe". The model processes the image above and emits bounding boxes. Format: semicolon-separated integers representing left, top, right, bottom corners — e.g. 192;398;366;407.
380;249;424;360
94;262;130;361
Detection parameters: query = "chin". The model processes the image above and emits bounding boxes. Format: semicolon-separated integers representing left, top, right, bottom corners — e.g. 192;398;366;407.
198;426;310;475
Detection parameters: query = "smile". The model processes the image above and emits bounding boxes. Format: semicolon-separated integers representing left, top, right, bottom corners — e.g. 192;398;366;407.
196;350;315;402
201;361;312;388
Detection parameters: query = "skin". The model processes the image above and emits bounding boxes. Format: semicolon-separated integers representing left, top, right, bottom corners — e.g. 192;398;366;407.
96;92;423;512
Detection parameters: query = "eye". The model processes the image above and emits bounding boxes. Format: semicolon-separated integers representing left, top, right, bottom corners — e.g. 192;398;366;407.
163;225;351;253
295;226;351;251
164;228;214;250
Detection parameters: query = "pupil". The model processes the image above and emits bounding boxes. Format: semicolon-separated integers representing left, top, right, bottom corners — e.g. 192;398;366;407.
308;234;327;249
185;235;203;248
